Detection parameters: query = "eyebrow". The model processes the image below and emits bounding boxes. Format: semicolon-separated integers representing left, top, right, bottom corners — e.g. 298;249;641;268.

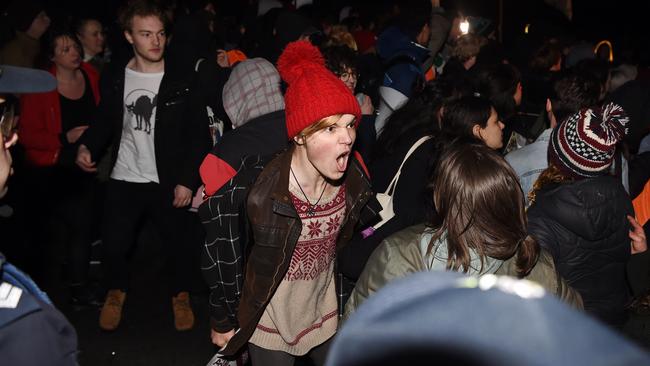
136;29;165;34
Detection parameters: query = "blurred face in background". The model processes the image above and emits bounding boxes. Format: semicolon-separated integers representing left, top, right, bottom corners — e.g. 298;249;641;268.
473;107;505;150
0;95;18;198
51;36;82;71
337;67;357;93
78;19;105;58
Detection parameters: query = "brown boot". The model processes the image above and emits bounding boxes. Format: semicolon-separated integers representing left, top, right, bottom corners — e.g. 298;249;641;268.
99;289;126;331
172;291;194;331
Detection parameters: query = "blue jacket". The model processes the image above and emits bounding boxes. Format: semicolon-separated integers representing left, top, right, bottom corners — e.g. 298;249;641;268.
505;128;552;206
376;26;430;98
0;254;78;365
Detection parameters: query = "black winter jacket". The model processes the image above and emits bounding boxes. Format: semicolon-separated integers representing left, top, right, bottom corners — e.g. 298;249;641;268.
338;131;435;280
79;58;212;192
527;176;633;326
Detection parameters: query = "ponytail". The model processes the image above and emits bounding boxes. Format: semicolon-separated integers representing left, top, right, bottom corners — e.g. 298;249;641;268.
515;235;540;277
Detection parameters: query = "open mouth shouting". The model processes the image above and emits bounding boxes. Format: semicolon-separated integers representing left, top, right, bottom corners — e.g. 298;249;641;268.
336;150;351;173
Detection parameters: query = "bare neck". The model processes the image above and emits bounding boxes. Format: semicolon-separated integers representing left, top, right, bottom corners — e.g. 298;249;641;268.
56;66;80;82
290;147;327;197
128;56;164;73
83;47;97;59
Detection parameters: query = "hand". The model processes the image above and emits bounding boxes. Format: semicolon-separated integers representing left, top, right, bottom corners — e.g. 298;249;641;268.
360;94;374;115
628;215;647;255
173;184;193;208
66;125;89;144
210;328;235;348
75;144;97;172
216;49;229;68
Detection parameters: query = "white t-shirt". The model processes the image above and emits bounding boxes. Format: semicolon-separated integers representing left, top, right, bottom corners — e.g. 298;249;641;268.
111;67;164;183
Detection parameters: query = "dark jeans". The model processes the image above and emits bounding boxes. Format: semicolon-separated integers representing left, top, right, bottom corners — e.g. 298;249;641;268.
53;167;96;285
248;338;332;366
21;165;95;286
102;179;193;295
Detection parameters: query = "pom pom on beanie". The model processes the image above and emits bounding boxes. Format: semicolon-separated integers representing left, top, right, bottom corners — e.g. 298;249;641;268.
549;102;629;179
277;41;361;139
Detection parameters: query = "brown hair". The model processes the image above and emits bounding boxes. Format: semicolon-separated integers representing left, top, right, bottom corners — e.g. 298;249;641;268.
118;0;168;32
452;34;487;63
429;143;539;276
527;163;574;206
529;40;562;72
324;26;358;51
295;114;346;141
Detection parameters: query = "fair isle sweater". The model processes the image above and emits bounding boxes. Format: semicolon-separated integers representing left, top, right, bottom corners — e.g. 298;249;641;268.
249;185;346;355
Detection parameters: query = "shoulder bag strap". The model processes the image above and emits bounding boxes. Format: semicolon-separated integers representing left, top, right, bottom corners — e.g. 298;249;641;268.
382;135;432;196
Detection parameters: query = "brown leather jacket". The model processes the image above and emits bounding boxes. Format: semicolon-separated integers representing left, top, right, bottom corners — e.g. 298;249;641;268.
222;146;374;355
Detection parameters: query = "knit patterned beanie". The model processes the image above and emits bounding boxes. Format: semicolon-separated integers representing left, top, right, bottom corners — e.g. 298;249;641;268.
549;102;629;179
277;40;361;139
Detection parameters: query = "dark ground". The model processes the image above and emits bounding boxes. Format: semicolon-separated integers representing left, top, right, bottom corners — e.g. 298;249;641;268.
30;224;219;366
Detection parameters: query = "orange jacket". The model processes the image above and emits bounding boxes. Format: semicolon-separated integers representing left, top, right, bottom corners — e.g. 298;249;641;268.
18;62;100;166
633;181;650;226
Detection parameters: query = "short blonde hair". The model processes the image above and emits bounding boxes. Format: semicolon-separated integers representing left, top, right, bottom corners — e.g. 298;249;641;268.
295;114;344;140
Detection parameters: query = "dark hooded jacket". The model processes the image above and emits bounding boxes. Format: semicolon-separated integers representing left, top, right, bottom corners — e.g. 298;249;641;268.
527;176;633;326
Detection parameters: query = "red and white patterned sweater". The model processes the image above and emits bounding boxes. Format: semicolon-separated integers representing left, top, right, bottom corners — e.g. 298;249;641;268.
249;184;346;355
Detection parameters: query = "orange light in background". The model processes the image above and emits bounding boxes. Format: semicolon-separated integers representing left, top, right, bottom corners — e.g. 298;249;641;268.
594;40;614;62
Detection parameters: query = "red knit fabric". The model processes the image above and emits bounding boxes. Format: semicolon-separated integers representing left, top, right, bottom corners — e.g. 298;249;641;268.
277;40;361;139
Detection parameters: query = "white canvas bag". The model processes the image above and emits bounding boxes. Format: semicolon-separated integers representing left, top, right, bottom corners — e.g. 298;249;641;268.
373;136;432;229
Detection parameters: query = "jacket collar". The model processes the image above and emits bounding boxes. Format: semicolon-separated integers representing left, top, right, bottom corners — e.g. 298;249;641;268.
536;128;553;143
270;145;297;218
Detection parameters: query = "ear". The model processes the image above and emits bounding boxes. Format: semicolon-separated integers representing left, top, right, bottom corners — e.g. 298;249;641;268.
124;30;134;45
3;131;18;149
472;124;482;139
464;56;477;70
546;99;558;129
293;135;306;146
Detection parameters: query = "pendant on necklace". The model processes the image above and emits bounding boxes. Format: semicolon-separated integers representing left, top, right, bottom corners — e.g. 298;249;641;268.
307;207;315;216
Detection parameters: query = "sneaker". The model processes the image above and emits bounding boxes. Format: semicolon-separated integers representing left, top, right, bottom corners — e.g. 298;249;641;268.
99;289;126;331
172;291;194;331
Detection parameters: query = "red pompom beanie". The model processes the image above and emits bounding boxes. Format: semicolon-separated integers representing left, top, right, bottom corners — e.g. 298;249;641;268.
277;40;361;139
549;102;629;179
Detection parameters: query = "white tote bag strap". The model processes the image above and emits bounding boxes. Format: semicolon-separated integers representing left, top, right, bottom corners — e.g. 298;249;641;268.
382;135;432;196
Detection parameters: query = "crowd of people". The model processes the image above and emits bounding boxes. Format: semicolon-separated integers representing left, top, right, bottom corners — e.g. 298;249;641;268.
1;0;650;364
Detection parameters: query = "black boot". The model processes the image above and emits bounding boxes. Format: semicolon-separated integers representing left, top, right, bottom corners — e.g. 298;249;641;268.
70;283;104;309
